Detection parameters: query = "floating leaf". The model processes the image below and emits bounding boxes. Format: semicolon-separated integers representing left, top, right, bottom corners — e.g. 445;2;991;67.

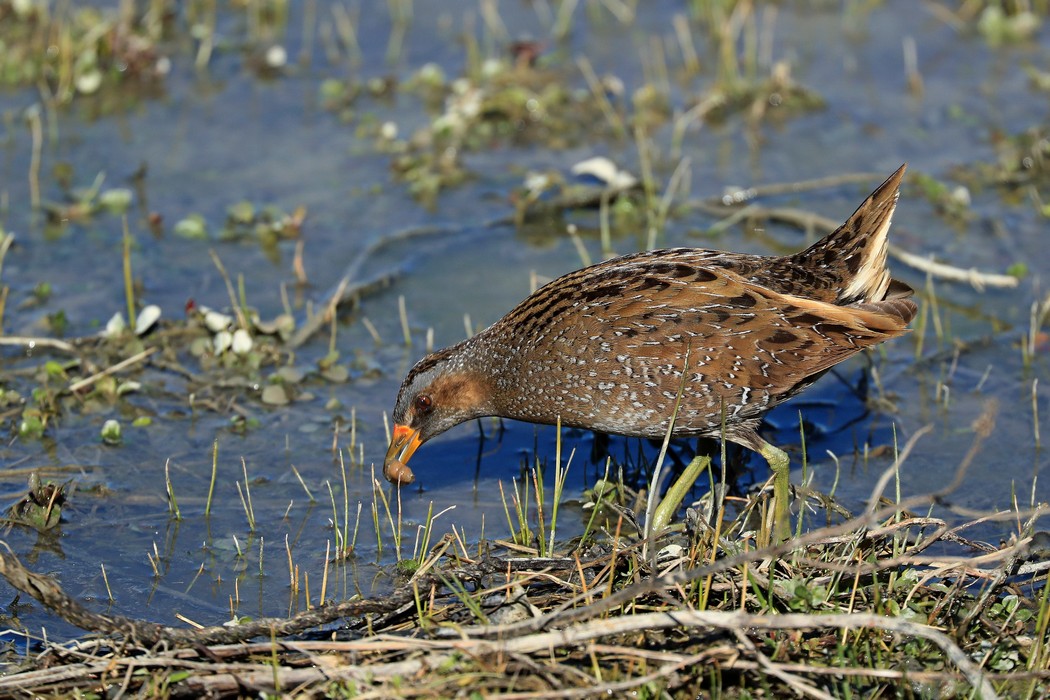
227;200;255;224
189;337;211;357
319;78;346;102
978;6;1041;44
99;188;133;212
174;215;208;239
44;361;67;379
18;413;45;439
46;310;68;336
100;419;122;445
1007;262;1028;278
253;313;295;337
261;384;289;405
273;366;304;383
321;365;349;383
32;282;52;302
412;62;446;89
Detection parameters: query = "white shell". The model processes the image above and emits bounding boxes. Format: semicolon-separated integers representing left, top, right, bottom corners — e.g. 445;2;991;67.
204;310;234;333
656;543;685;563
524;172;550;194
117;381;141;395
951;185;972;207
265;44;287;68
134;304;161;336
571;156;638;189
480;58;504;78
213;330;233;354
103;312;126;338
231;328;253;355
76;70;102;95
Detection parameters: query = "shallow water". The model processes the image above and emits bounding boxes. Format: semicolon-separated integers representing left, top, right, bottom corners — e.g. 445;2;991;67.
0;1;1046;640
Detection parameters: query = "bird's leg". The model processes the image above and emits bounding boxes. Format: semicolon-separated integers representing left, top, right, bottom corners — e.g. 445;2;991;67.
650;454;711;535
758;440;792;543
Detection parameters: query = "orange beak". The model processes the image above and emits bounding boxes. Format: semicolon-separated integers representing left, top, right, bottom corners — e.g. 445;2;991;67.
383;424;422;486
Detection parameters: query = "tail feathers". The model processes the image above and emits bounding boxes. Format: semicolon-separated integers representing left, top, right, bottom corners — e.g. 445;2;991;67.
792;164;907;305
884;278;914;300
853;296;918;326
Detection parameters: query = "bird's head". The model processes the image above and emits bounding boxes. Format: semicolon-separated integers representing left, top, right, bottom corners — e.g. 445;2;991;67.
383;343;492;485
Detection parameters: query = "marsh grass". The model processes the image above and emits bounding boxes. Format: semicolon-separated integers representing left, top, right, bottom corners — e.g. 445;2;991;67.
325;450;358;560
99;563;114;603
500;440;581;559
204;439;219;516
163;457;180;520
8;425;1047;697
1024;291;1050;369
236;458;257;532
371;462;404;558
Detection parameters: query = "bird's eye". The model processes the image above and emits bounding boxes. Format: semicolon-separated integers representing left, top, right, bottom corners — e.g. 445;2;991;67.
414;394;433;414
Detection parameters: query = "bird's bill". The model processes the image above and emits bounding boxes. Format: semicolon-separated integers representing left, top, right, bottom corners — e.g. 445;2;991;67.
383;424;421;485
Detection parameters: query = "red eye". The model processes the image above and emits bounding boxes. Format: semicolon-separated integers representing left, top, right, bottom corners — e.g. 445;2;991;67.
414;394;433;413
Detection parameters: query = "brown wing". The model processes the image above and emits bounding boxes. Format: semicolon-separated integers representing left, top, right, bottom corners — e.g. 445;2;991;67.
492;259;914;408
607;263;909;386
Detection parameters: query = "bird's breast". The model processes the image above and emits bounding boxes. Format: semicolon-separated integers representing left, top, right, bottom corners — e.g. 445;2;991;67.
484;323;774;438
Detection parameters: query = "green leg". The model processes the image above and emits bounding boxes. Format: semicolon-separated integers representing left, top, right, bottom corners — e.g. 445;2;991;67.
650;455;710;535
759;441;792;543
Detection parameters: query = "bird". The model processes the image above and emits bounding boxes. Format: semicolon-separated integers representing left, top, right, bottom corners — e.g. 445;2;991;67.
383;165;917;541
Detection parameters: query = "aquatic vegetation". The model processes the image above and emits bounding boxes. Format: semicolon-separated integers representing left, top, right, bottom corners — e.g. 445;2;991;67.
0;0;171;101
4;475;67;531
